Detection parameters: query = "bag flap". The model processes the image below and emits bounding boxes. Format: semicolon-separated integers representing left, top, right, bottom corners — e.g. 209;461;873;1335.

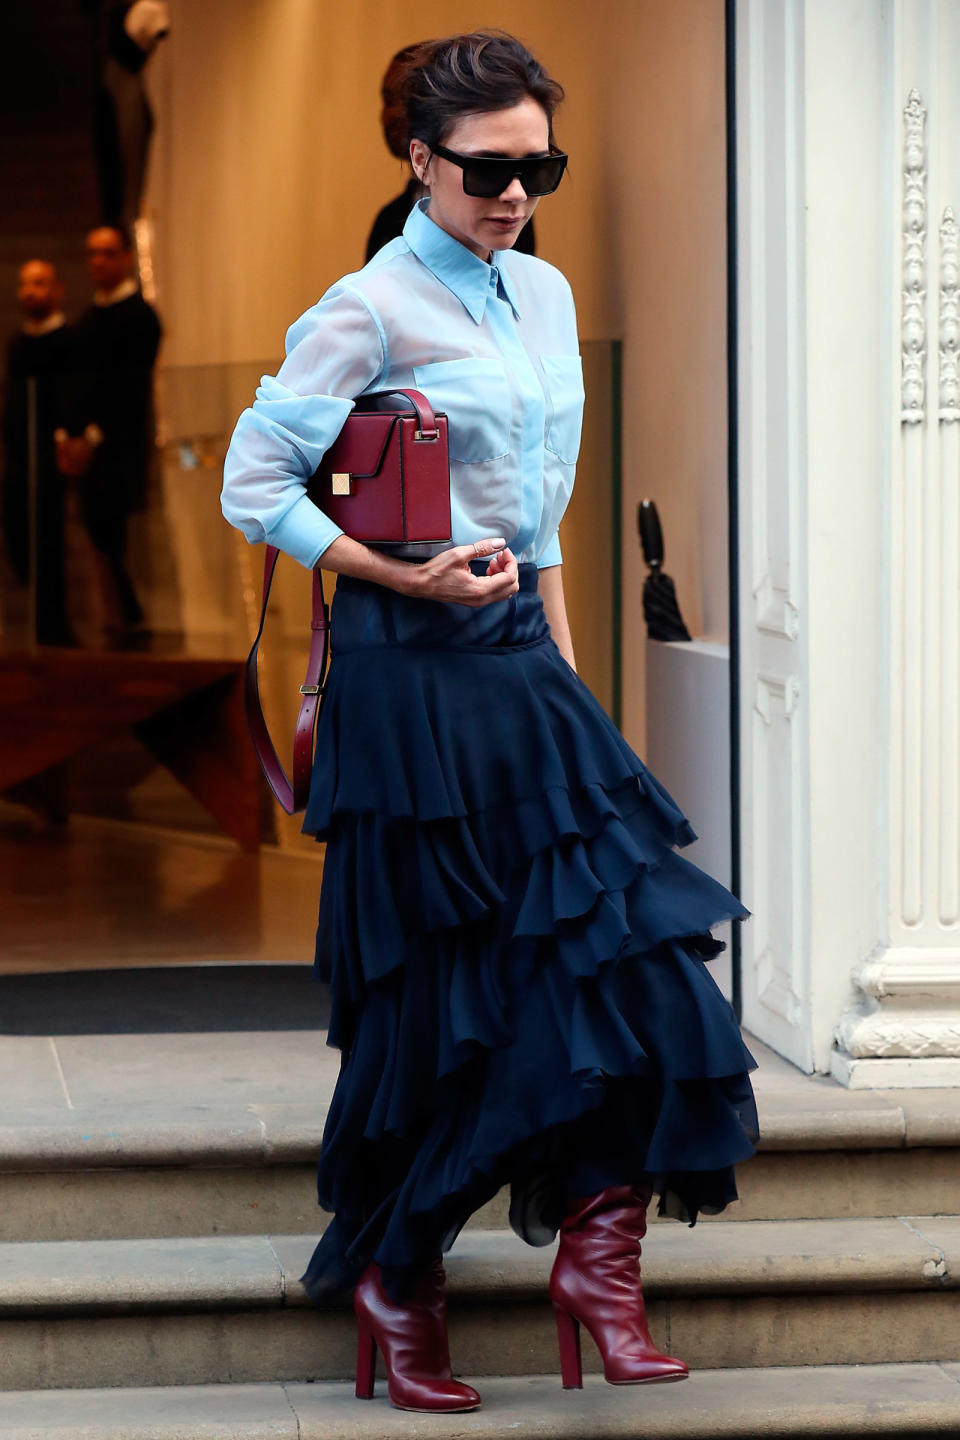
318;412;398;480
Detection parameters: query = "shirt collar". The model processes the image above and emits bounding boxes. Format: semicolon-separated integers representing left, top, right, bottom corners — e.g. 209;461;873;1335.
93;278;139;307
21;312;66;337
403;199;521;324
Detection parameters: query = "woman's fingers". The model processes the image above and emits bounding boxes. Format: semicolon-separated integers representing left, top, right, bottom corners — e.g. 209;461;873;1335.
416;539;519;605
471;553;519;603
442;537;506;568
474;565;517;595
486;546;517;576
469;537;506;558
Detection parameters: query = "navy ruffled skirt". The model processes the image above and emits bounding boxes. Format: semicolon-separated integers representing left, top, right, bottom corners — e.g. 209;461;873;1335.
301;563;757;1303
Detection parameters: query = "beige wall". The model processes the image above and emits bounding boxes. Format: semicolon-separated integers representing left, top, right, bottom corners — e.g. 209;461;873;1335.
147;0;616;362
602;1;730;756
147;0;728;751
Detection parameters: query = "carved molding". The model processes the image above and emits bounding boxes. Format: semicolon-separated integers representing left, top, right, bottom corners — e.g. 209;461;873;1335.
753;573;801;640
835;1006;960;1059
751;669;804;1030
757;965;803;1025
940;207;960;422
754;671;800;724
901;88;927;424
854;947;960;999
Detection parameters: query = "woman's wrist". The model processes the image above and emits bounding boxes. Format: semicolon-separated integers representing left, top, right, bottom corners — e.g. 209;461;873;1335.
315;534;422;596
379;554;423;597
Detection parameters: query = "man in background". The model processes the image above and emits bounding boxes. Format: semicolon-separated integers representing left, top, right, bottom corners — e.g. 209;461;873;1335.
65;224;161;644
2;260;75;646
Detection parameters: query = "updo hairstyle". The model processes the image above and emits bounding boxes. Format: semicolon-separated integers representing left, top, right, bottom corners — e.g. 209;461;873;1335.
405;31;564;152
380;41;432;160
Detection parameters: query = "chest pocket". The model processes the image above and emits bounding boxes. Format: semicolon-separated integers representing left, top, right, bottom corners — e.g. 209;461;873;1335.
412;357;511;464
540;355;585;465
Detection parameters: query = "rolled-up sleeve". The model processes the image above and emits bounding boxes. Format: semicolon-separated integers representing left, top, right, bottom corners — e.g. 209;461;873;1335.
221;286;386;568
536;532;563;569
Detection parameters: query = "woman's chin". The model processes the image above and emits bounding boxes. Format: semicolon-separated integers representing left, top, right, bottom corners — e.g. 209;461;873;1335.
484;220;526;249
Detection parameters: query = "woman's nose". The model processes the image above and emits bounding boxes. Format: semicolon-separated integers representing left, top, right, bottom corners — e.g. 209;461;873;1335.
499;177;528;203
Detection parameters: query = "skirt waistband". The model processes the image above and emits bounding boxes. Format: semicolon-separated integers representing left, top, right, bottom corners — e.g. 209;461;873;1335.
331;562;548;654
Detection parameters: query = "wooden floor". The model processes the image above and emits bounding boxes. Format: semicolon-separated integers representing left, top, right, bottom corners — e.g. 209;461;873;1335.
0;801;323;975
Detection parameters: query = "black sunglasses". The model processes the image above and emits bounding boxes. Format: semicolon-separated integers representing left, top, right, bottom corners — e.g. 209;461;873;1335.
430;145;568;199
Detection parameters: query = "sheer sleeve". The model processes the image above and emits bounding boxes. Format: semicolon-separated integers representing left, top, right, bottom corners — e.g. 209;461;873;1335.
221;285;386;568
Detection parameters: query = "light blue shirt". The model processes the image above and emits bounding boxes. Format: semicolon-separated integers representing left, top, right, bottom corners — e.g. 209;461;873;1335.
221;199;585;570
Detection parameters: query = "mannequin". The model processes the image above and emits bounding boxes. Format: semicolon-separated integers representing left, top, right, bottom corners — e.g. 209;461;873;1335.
91;0;169;228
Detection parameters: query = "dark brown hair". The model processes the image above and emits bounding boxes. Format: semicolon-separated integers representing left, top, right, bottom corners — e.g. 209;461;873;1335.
380;41;431;161
405;31;564;151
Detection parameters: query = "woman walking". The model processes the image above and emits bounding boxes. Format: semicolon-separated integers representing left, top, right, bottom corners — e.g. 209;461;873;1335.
223;31;757;1413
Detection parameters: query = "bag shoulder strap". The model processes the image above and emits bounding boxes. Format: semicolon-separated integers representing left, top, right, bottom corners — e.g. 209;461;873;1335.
244;545;329;815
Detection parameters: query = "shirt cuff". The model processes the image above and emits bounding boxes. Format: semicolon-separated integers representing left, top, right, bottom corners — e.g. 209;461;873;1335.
536;533;563;568
266;492;344;569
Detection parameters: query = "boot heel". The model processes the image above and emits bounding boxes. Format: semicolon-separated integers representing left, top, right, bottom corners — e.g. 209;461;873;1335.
355;1320;377;1399
554;1304;583;1389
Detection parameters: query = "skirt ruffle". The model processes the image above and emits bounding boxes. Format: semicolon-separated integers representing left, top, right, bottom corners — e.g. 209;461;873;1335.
301;566;757;1302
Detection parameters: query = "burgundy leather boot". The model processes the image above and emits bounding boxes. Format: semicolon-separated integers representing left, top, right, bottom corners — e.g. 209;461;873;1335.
549;1185;689;1388
353;1260;481;1412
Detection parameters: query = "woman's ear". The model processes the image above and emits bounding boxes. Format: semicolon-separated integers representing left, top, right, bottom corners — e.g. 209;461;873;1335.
409;138;431;186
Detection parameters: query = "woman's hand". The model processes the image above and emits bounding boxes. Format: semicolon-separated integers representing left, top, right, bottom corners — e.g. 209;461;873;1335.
412;538;520;607
313;534;518;606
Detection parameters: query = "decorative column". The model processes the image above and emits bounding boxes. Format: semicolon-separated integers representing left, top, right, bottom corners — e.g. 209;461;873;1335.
832;81;960;1086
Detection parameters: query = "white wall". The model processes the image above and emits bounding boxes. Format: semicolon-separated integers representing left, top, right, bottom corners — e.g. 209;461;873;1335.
733;0;960;1077
803;0;889;1069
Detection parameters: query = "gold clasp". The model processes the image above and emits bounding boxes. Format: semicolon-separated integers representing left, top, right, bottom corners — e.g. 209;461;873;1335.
331;472;352;495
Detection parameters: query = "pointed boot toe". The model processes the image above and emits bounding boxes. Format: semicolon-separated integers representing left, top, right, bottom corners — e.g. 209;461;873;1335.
390;1376;481;1413
604;1349;689;1385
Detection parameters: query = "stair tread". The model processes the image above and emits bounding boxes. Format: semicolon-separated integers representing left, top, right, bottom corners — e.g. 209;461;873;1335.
0;1030;958;1168
0;1102;328;1170
0;1081;958;1172
2;1217;959;1315
1;1365;959;1438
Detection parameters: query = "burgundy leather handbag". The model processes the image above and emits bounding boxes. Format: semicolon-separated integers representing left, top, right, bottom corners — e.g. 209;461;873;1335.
244;389;451;814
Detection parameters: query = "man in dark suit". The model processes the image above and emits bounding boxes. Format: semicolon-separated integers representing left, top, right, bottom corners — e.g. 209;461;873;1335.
2;259;75;645
65;224;161;642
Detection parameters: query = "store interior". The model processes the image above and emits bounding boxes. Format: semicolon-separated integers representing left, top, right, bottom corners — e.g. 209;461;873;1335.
0;0;731;982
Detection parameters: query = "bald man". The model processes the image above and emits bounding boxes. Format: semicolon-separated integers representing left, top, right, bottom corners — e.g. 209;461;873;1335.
2;260;75;645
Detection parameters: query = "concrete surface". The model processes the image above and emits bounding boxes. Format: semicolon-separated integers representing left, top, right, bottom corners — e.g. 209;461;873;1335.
2;1366;960;1438
3;1221;960;1387
0;1029;956;1160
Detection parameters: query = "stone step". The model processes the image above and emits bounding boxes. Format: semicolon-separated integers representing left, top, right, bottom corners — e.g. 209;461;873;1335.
1;1366;959;1438
2;1094;959;1242
2;1219;959;1389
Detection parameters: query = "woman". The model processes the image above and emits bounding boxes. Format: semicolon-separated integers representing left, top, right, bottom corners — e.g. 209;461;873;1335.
223;31;757;1415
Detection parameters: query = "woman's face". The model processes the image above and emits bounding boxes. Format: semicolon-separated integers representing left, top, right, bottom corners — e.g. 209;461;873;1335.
410;96;550;260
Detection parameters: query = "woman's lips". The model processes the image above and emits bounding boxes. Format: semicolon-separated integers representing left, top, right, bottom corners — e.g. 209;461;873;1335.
488;216;523;228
